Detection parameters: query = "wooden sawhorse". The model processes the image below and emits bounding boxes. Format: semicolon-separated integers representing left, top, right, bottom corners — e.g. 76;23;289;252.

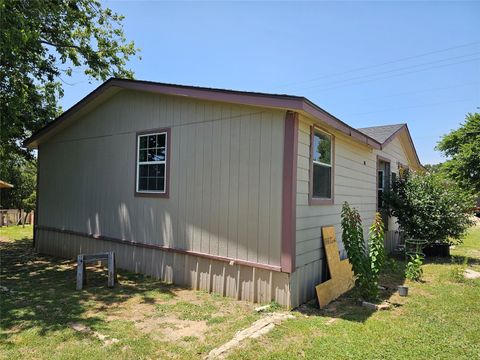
76;252;116;290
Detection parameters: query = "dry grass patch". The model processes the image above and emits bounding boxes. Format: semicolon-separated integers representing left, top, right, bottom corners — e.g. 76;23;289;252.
0;225;265;359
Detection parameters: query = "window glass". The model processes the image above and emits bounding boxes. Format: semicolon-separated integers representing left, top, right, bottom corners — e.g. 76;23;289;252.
312;129;333;200
378;170;384;190
137;132;167;193
313;164;332;198
313;131;331;165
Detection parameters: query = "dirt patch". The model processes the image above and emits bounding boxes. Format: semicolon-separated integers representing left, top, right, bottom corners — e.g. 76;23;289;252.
205;312;294;359
136;315;208;342
98;289;220;343
410;287;433;298
172;289;205;305
104;299;159;322
70;322;119;346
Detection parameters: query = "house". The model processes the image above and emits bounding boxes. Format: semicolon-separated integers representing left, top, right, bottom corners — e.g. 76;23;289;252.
25;78;422;307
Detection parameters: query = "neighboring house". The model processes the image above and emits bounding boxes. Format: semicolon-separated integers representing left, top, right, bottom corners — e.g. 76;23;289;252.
25;78;422;307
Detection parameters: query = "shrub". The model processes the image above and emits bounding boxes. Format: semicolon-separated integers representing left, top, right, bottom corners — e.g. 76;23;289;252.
405;254;423;281
341;202;385;301
383;171;474;245
449;257;468;283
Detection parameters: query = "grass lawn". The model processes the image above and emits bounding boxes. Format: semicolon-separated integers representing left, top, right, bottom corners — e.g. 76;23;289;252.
0;225;261;359
1;225;480;359
228;225;480;359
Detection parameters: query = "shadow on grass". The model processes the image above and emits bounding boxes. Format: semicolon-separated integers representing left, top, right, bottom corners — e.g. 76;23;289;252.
0;237;177;341
295;257;407;323
424;255;480;267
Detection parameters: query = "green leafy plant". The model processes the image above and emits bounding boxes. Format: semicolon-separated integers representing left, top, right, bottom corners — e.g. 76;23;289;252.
449;257;469;283
369;213;386;292
405;254;423;281
341;202;385;301
383;171;474;246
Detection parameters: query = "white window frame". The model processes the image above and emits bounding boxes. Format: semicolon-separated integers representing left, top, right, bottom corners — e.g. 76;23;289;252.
136;131;168;194
312;129;333;200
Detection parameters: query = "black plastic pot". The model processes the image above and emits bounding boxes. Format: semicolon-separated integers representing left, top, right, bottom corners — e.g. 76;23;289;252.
423;243;450;258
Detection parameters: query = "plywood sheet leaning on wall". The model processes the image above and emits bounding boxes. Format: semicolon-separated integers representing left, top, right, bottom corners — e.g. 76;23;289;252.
315;226;354;308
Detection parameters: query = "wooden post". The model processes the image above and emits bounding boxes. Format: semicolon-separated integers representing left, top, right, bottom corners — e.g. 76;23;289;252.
76;255;85;290
107;252;115;287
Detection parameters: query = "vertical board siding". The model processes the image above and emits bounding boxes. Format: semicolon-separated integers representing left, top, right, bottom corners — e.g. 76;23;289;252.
36;228;291;306
38;90;285;270
290;115;377;307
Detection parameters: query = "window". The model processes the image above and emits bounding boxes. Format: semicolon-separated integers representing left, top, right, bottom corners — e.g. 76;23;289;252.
377;170;384;208
310;128;333;203
377;158;391;211
136;130;169;195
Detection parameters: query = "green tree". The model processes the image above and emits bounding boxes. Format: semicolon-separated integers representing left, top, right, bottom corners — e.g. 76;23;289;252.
436;113;480;194
1;0;139;159
0;154;36;211
423;163;444;175
383;171;474;245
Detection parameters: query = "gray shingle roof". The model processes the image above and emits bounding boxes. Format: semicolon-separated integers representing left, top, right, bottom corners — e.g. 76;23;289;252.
357;124;405;144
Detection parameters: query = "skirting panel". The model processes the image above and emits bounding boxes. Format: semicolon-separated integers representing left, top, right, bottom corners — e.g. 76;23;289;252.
289;258;326;308
36;228;292;307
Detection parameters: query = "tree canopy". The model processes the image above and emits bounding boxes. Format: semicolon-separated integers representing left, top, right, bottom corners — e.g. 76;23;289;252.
383;171;474;245
0;0;139;159
436;113;480;194
0;0;138;210
0;153;36;211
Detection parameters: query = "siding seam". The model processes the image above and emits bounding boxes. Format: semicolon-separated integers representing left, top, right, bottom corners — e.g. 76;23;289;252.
36;225;283;272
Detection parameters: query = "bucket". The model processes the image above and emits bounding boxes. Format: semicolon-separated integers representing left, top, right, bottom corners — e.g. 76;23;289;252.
398;285;408;297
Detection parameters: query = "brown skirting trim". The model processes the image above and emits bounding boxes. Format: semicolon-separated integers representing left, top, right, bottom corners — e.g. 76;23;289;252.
36;225;283;272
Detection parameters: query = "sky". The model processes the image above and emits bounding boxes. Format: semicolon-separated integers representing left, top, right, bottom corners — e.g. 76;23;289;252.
61;1;480;164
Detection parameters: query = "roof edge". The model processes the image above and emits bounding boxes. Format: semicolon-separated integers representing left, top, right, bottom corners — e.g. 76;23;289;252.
379;123;407;148
24;79;118;148
24;78;382;149
380;124;422;169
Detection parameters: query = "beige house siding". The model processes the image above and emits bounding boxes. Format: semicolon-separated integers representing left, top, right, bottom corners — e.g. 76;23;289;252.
36;90;289;304
375;136;410;231
35;87;419;308
291;115;378;307
291;118;418;306
36;227;291;305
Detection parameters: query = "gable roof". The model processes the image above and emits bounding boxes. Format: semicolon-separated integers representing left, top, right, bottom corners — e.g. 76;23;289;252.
24;78;381;149
358;123;422;169
357;124;405;144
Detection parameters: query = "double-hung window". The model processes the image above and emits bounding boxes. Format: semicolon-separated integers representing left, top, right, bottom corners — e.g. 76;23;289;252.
310;128;333;203
136;130;169;195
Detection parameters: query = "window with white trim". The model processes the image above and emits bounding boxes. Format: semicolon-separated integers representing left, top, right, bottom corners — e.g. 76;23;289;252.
136;132;167;193
312;129;333;199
